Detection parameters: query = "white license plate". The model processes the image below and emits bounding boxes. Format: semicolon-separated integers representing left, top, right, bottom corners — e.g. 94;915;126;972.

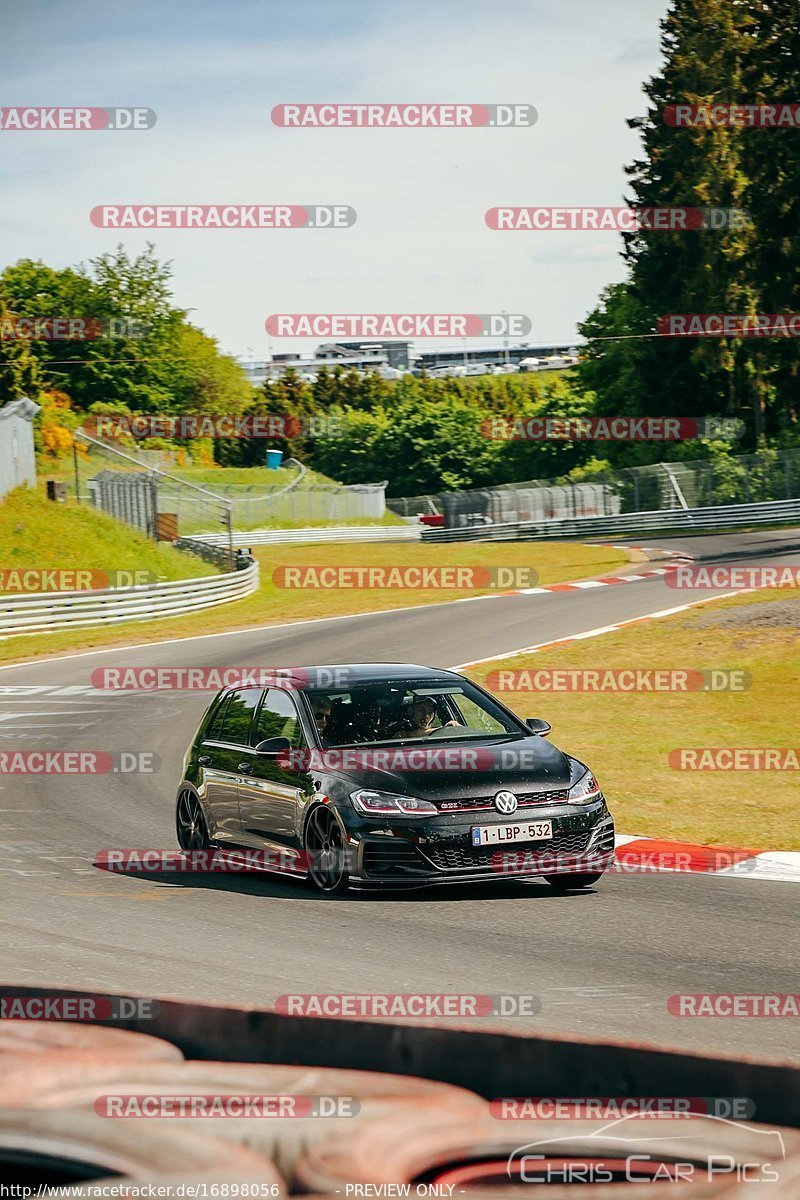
471;819;553;847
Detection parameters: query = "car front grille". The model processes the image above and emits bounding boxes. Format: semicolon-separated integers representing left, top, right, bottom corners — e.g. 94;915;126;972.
423;830;592;872
437;789;570;813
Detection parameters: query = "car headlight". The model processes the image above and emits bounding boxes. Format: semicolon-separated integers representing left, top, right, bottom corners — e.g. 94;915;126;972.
566;769;601;805
350;789;437;817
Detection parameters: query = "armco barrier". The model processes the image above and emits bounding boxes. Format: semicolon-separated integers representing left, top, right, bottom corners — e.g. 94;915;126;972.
190;524;422;547
0;558;258;639
420;497;800;542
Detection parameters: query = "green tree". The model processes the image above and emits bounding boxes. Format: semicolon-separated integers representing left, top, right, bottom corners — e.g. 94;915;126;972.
0;246;251;421
0;292;41;406
579;0;800;449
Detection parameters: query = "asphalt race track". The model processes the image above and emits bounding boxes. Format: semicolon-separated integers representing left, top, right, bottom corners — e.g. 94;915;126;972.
1;530;798;1061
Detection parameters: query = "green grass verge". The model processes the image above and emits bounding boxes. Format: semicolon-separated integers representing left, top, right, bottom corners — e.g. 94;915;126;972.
0;488;215;582
0;538;627;665
464;589;800;850
167;465;331;487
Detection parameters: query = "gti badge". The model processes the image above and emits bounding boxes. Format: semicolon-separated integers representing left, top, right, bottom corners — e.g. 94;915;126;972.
494;790;518;815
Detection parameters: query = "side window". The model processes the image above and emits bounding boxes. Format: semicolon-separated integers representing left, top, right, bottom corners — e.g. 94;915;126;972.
206;692;231;742
254;689;305;749
217;688;263;746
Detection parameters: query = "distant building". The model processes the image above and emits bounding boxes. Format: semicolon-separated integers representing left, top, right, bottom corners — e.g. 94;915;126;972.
416;343;580;372
237;340;582;383
317;340;413;370
0;397;40;499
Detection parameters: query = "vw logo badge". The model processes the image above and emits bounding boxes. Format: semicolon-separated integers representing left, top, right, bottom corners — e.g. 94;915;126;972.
494;790;518;815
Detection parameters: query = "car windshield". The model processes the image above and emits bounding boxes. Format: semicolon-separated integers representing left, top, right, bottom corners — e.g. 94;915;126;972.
304;679;525;747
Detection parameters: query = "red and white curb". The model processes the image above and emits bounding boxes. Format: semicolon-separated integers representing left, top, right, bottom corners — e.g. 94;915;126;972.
452;560;687;605
614;835;800;884
518;563;683;594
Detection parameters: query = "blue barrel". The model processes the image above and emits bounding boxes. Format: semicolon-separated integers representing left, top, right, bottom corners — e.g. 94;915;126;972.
266;449;284;470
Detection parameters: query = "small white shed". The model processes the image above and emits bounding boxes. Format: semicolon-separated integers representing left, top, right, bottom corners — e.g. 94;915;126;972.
0;397;41;498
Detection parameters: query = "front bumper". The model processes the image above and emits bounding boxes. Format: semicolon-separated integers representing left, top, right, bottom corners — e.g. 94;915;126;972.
347;798;615;890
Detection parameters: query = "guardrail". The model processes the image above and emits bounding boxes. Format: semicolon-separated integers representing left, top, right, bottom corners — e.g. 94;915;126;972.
420;497;800;542
0;558;259;639
190;524;422;547
174;538;238;568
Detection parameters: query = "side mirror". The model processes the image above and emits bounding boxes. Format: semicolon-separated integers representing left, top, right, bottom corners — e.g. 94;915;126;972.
525;718;552;737
255;736;292;756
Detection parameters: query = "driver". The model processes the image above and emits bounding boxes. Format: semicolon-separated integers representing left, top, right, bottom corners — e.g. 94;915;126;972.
391;696;458;739
310;695;332;736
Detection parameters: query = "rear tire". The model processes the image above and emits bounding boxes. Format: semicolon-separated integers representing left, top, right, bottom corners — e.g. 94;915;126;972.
543;872;603;890
176;790;210;851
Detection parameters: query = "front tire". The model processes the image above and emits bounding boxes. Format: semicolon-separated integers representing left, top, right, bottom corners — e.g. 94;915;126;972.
543;872;603;890
176;790;210;851
304;805;350;894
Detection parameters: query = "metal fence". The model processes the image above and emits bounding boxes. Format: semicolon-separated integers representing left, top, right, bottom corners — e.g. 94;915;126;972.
389;450;800;527
73;431;235;552
210;479;388;527
0;557;259;639
72;431;387;534
88;470;159;537
420;497;800;542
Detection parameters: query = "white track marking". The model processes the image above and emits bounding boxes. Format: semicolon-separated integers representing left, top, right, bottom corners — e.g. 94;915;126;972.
450;590;745;669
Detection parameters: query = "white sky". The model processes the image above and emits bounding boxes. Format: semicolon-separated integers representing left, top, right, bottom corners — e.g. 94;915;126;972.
1;0;669;358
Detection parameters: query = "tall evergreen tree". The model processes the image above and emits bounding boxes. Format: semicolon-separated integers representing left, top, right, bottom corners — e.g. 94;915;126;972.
580;0;800;446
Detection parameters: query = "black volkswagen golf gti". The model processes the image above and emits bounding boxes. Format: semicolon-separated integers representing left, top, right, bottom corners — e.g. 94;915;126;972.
176;663;615;893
